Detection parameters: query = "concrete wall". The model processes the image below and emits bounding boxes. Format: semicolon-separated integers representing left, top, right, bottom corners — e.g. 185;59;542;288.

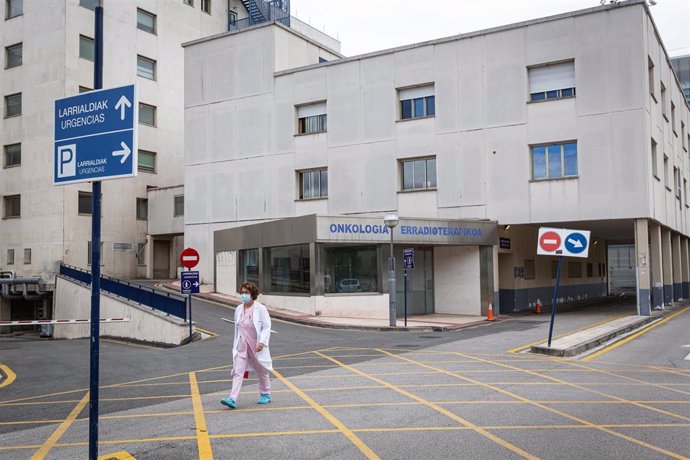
259;293;390;319
52;276;189;346
216;250;237;294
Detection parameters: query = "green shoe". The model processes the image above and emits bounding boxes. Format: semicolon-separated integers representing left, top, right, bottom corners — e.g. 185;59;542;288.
257;394;271;404
220;397;236;409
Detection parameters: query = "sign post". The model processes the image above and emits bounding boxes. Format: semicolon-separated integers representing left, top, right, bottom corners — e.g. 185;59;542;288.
537;227;591;347
180;248;200;343
402;249;415;327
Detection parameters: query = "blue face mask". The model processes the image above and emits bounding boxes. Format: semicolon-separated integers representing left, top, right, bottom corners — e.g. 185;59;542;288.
240;293;251;303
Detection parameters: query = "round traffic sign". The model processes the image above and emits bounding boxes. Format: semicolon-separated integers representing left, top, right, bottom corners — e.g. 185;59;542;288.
180;247;200;269
564;232;587;254
539;231;561;252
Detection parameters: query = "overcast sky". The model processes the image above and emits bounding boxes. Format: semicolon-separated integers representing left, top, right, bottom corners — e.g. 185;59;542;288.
290;0;690;57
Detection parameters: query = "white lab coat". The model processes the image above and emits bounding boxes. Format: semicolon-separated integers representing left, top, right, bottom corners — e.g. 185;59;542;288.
232;301;273;372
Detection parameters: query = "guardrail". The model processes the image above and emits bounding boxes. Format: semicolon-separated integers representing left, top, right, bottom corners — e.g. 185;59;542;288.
59;264;187;320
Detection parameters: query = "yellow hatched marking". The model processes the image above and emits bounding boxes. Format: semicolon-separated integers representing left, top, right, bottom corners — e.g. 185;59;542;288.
195;327;218;337
271;368;380;459
30;391;89;460
315;351;538;460
98;450;137;459
583;306;690;361
385;349;689;460
189;372;213;460
0;363;17;388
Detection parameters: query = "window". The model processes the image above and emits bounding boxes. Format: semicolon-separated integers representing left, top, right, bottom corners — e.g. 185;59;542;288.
174;195;184;216
138;150;156;173
675;167;682;209
524;260;536;280
137;243;146;266
651;139;658;178
324;245;378;294
5;0;22;19
23;248;30;265
587;263;593;278
671;103;677;135
79;35;94;61
136;198;148;220
550;260;560;279
568;261;582;278
531;142;577;180
87;241;104;266
201;0;210;13
3;194;20;218
264;244;310;294
401;157;437;190
299;169;328;199
4;143;20;167
229;10;237;26
137;55;156;80
399;85;435;119
297;102;326;134
79;0;98;10
648;57;655;101
6;249;14;265
529;61;575;101
4;93;21;117
78;191;92;215
79;86;92;93
139;103;156;126
664;154;669;188
239;249;259;287
685;178;688;207
661;82;667;120
137;9;156;34
5;43;21;68
683;122;687;151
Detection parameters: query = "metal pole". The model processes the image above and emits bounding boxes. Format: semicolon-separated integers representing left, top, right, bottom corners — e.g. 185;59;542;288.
547;256;563;348
404;269;408;327
388;231;396;327
188;267;193;343
89;4;104;459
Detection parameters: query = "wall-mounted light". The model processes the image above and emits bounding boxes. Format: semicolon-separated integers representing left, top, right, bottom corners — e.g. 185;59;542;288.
504;225;511;231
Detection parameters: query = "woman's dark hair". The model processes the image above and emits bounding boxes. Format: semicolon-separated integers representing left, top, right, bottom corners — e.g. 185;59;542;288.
240;281;259;300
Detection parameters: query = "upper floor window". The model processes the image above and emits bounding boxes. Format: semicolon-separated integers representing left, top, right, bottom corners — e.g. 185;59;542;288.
651;139;658;179
5;0;22;19
78;191;93;215
137;55;156;80
229;10;237;27
79;0;98;10
671;102;677;135
138;149;156;173
137;9;156;34
174;195;184;216
79;35;95;61
299;169;328;199
3;194;20;218
297;102;326;134
4;143;20;167
529;61;575;102
5;43;21;68
4;92;21;117
401;157;436;191
201;0;210;13
531;142;577;180
23;248;31;265
660;82;668;120
136;198;148;220
648;57;656;101
6;249;14;265
682;122;687;151
399;85;435;120
139;103;156;126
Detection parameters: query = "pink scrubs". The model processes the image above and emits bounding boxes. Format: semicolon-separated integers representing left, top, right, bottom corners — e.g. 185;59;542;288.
230;305;270;400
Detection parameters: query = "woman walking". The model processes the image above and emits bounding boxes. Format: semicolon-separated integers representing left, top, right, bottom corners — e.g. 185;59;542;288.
220;281;273;409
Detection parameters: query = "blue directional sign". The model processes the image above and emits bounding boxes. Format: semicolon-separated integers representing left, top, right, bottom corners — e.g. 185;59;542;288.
403;248;415;270
564;232;588;255
181;271;200;295
54;84;137;185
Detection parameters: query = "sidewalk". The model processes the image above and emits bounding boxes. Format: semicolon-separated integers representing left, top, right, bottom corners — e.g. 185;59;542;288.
163;281;496;332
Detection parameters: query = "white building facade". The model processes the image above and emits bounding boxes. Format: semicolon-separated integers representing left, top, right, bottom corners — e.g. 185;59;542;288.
183;0;689;319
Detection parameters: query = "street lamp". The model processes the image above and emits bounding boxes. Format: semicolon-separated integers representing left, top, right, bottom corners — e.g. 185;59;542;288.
384;213;399;327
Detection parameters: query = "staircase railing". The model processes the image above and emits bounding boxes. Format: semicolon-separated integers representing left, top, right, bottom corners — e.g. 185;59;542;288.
234;0;290;31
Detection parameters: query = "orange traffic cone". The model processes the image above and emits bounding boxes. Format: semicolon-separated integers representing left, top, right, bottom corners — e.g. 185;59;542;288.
535;299;542;314
486;302;495;321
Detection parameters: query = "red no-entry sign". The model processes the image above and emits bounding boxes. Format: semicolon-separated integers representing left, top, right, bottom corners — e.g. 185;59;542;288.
180;247;200;269
539;231;561;253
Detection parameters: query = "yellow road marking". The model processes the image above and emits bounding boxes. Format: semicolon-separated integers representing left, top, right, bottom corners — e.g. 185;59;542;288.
271;368;380;459
390;349;689;460
316;351;538;460
583;306;690;361
507;312;634;354
189;372;213;460
195;327;218;337
0;363;16;388
30;391;89;460
98;450;137;459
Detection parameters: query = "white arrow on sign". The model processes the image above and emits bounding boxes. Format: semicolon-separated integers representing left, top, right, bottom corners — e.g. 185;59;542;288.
193;282;200;287
114;95;131;120
567;238;584;248
112;142;131;164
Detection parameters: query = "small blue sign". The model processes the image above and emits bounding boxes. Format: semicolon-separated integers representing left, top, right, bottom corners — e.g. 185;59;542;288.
54;84;137;185
181;271;200;295
564;232;588;254
403;248;415;270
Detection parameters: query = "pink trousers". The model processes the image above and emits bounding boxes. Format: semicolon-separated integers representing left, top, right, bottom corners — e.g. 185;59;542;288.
229;343;271;400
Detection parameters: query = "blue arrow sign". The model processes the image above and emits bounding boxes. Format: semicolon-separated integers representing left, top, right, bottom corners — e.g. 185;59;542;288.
54;84;137;185
403;248;415;270
181;271;200;295
564;232;588;254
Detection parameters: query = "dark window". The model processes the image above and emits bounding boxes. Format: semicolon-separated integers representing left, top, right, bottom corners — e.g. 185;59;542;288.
137;55;156;80
4;93;21;117
400;95;435;119
138;150;156;173
139;103;156;126
6;0;22;19
324;245;378;294
79;35;94;61
402;157;436;190
137;9;156;34
201;0;210;13
174;195;184;216
568;261;582;278
78;191;92;215
4;143;20;167
299;169;328;199
298;114;326;134
136;198;148;220
5;43;21;68
23;248;30;264
524;260;536;280
264;244;310;294
3;194;20;218
6;249;14;265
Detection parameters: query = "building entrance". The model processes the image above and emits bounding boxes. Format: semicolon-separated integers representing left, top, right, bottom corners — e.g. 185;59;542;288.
608;244;635;294
395;247;434;316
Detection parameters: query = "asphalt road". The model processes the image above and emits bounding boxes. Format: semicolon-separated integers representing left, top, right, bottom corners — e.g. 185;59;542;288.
1;295;689;459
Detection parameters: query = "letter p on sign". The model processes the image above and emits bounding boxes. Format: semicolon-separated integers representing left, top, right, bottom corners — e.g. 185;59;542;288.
57;144;76;178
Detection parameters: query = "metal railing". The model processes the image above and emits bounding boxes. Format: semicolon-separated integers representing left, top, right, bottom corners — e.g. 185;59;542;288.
231;0;290;32
59;264;187;320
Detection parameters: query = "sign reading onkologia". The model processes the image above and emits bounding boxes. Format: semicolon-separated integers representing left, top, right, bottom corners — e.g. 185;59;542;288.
54;84;137;185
